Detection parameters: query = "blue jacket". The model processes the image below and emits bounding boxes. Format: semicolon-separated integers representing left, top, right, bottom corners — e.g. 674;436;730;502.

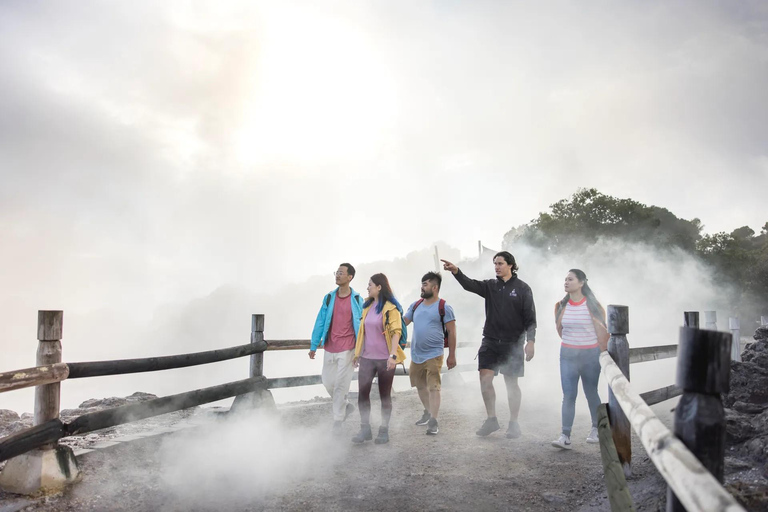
311;288;363;351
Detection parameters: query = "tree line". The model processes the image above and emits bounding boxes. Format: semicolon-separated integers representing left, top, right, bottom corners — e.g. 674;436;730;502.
502;188;767;323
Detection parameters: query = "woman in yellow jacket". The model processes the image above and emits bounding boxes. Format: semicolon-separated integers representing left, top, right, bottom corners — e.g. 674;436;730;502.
352;273;407;444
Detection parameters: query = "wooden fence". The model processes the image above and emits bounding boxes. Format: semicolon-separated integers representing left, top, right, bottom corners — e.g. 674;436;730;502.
598;306;747;512
0;310;476;482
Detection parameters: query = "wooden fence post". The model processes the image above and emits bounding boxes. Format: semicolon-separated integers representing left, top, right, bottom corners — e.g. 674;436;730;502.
683;311;699;329
250;314;265;378
0;311;80;494
231;314;274;413
607;305;632;478
667;327;731;512
729;317;741;362
704;311;717;330
762;316;768;326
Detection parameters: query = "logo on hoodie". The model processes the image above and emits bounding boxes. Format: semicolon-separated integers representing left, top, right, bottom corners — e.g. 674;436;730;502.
509;289;517;297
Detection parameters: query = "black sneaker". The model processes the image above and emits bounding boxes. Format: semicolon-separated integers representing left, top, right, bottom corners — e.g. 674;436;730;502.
426;418;439;435
475;417;500;437
506;421;521;439
374;426;389;444
351;424;372;444
415;409;431;426
344;402;356;422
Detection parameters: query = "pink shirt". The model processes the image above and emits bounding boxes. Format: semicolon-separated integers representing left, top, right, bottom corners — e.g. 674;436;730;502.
361;306;390;360
561;298;599;349
325;292;356;353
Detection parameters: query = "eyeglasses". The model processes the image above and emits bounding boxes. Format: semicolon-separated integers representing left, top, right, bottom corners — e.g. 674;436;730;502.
334;272;347;277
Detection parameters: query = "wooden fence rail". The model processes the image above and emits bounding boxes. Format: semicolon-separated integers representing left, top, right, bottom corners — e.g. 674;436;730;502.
599;306;746;512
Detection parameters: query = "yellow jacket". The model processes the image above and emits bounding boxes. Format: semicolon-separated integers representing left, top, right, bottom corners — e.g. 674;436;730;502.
354;300;407;363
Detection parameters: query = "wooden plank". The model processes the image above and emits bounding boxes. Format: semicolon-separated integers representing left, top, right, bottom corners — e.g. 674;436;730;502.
66;342;265;378
599;351;746;512
639;385;682;406
0;419;66;463
597;404;636;512
628;345;677;364
66;375;267;436
265;340;480;351
0;363;70;393
35;340;61;436
265;364;475;389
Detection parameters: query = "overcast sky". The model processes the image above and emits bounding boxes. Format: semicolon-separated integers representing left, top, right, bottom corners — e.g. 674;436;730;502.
1;0;767;315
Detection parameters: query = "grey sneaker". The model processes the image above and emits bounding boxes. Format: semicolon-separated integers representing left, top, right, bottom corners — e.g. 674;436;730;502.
415;409;431;426
426;418;439;435
374;426;389;444
332;420;343;436
506;421;522;439
551;434;572;450
475;417;500;437
586;427;599;444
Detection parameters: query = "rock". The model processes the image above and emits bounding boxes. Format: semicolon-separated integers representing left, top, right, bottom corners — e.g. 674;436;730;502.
20;412;33;421
754;325;768;342
723;361;768;409
0;409;20;425
726;408;759;444
78;392;158;410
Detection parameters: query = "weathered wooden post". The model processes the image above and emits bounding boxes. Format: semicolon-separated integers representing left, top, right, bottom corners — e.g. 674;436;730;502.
607;305;631;478
762;316;768;326
729;317;741;362
683;311;699;329
0;311;80;494
231;314;274;412
704;311;717;330
667;327;731;512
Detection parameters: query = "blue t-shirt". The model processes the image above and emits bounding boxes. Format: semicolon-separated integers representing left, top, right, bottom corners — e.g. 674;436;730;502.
404;300;456;364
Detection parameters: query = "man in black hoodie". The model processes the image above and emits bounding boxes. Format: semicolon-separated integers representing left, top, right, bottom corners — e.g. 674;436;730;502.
441;251;536;438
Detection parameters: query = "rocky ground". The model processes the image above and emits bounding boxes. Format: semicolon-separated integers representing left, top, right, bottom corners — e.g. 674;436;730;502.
0;328;766;511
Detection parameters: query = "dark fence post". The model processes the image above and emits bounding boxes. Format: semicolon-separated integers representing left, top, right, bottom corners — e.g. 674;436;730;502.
607;305;632;478
250;314;265;378
231;314;274;413
0;311;79;494
683;311;699;329
704;311;717;330
667;326;731;511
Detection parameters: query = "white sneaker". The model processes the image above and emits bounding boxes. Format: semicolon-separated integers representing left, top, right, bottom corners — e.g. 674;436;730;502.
586;427;599;444
551;434;572;450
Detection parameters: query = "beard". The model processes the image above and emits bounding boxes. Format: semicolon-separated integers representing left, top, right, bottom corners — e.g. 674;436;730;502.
420;290;434;299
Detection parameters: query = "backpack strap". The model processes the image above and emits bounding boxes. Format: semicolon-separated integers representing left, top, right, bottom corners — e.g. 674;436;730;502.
325;293;332;307
439;298;447;335
412;298;425;312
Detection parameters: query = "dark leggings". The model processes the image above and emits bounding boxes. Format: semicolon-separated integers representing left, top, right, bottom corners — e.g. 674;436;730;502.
357;357;396;427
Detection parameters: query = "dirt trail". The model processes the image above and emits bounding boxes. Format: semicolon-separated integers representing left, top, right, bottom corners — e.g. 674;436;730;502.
2;383;657;512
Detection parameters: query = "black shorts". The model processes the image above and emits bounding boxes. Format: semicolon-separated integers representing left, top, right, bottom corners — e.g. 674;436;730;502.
477;337;524;377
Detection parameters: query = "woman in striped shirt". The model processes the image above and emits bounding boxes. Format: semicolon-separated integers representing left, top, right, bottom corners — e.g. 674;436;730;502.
551;269;609;450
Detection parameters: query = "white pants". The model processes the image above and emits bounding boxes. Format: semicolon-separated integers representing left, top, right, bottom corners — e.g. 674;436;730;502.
321;349;356;421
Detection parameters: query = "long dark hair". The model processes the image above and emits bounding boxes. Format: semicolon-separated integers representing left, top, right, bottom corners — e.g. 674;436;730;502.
364;273;403;314
558;269;605;326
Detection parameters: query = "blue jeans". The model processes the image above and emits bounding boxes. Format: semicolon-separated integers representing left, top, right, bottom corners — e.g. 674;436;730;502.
560;346;601;436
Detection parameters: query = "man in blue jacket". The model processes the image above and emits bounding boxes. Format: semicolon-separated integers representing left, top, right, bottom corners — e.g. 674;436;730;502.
309;263;363;434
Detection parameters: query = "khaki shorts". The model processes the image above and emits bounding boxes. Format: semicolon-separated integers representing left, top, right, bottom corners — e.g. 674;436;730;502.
409;356;444;391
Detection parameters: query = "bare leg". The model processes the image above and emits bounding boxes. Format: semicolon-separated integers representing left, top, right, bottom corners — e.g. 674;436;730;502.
428;389;441;419
504;375;521;422
479;369;497;418
417;386;430;413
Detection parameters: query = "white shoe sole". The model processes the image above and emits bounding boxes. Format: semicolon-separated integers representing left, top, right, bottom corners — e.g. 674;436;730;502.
586;438;599;444
550;441;572;450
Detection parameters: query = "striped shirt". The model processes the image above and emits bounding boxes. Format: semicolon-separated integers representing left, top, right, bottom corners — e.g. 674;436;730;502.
561;298;598;349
